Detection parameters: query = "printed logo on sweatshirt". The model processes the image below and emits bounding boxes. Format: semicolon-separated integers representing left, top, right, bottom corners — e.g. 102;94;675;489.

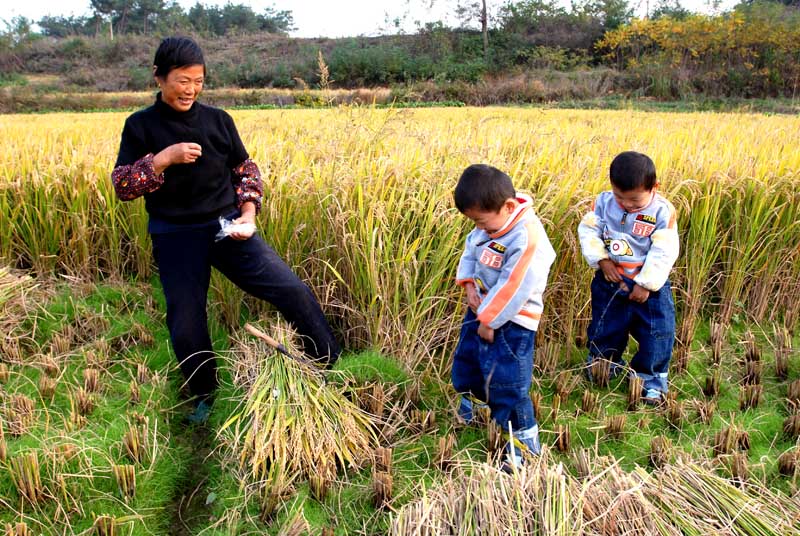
475;277;487;292
479;249;504;269
632;221;655;237
632;214;657;237
488;241;507;254
606;239;634;257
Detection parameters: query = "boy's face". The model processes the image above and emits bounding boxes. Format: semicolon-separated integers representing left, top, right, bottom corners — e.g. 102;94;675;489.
462;199;517;234
612;185;654;212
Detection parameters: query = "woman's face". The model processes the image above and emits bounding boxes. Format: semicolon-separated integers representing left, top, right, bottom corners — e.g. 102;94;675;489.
157;64;205;112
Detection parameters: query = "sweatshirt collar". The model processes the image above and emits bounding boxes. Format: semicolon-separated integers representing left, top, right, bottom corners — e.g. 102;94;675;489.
154;92;199;121
488;194;532;239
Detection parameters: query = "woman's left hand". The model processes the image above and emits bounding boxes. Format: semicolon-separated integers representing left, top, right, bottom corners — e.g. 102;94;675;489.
230;206;256;241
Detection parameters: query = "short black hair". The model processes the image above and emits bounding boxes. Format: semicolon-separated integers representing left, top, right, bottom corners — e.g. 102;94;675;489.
609;151;657;191
454;164;516;213
153;36;205;78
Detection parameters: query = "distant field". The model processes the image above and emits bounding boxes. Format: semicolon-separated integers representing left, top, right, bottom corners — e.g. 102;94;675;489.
1;107;799;534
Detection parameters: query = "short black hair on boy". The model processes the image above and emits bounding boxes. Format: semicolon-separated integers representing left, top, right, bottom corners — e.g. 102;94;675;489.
609;151;657;191
154;36;205;78
454;164;516;213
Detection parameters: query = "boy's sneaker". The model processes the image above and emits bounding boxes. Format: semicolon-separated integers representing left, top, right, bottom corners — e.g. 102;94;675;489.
187;397;213;425
501;425;540;473
457;395;488;425
642;389;663;406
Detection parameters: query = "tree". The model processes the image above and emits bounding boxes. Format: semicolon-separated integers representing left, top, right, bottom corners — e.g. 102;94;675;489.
651;0;691;19
454;0;491;63
133;0;165;34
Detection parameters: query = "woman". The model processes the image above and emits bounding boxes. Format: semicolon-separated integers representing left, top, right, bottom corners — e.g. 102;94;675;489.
112;36;340;422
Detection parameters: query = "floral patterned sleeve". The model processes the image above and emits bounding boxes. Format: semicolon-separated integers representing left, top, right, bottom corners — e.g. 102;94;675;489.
111;153;165;201
232;159;263;213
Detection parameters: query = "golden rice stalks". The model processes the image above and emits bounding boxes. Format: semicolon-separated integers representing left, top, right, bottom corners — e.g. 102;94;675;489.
309;461;332;502
92;515;116;536
40;354;60;377
774;325;791;380
135;363;150;385
6;394;35;437
742;360;762;386
555;370;578;402
664;399;684;429
788;379;800;405
591;358;612;388
628;375;644;410
391;456;584;535
0;363;8;384
403;380;421;407
122;418;150;464
692;398;716;424
220;323;377;496
637;460;800;535
4;522;31;536
276;509;311;536
83;367;100;393
554;424;571;453
549;393;562;423
710;319;726;364
374;446;393;474
435;433;456;471
778;449;798;477
38;375;56;400
0;426;6;463
75;387;96;415
739;384;762;410
784;414;800;440
131;322;154;347
409;409;436;434
129;380;140;405
580;390;598;416
535;340;560;377
605;414;626;440
486;418;504;453
703;370;720;398
359;382;387;418
742;330;760;363
112;464;136;501
729;452;748;483
9;451;43;504
649;436;672;468
373;470;393;509
50;326;74;356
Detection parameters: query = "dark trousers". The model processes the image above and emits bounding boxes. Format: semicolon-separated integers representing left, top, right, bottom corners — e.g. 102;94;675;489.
587;270;675;396
451;309;537;432
151;226;340;398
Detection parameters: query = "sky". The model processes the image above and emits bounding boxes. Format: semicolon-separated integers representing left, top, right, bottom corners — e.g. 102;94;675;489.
4;0;737;38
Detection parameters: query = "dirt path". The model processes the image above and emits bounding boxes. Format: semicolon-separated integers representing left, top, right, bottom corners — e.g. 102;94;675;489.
167;419;216;536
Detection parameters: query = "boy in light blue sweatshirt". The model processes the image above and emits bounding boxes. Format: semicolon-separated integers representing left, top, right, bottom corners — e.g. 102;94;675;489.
578;151;680;404
452;164;556;467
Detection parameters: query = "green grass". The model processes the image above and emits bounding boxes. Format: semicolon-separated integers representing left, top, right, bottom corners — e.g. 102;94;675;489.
2;279;798;534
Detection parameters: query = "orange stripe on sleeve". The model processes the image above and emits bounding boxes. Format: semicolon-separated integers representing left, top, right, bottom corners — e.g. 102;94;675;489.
477;222;538;326
455;278;474;287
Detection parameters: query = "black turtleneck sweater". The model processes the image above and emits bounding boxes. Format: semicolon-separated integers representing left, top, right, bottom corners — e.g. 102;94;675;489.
114;93;250;224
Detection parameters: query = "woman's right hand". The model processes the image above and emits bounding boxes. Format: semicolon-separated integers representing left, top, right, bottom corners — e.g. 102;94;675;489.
153;143;202;174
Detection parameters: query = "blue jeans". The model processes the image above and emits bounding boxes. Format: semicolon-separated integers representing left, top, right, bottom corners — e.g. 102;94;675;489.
586;270;675;398
452;309;538;453
151;224;340;398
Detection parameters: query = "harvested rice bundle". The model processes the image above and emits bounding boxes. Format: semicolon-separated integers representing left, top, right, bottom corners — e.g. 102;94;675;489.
219;322;378;496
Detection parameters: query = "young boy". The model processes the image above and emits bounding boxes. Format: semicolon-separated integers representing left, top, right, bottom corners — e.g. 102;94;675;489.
578;151;679;404
452;164;556;467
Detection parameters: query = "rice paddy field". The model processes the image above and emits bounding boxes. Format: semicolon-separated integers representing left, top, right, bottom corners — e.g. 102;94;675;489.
0;106;799;534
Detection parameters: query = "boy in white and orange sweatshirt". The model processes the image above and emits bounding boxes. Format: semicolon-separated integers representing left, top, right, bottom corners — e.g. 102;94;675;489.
578;151;680;404
453;164;556;467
